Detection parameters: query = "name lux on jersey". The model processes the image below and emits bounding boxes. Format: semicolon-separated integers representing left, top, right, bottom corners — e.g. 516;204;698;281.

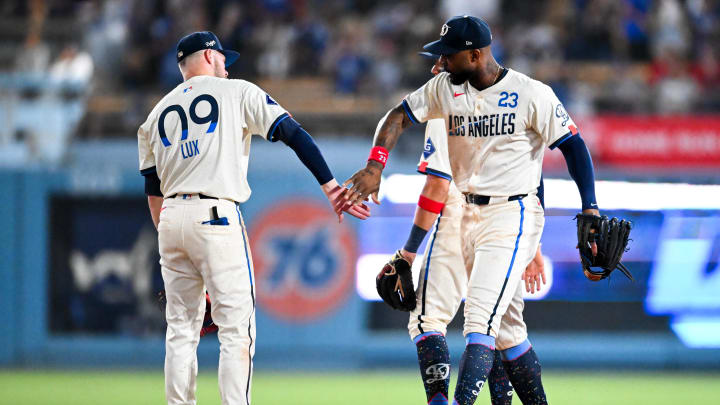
448;112;516;137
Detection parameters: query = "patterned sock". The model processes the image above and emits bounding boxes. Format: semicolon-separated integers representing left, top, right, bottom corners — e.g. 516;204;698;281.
501;340;547;405
451;333;495;405
414;332;451;405
488;349;513;405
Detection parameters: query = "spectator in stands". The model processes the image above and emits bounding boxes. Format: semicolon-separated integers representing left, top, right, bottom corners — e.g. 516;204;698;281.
82;0;128;80
655;54;699;114
691;44;720;111
441;0;500;23
31;43;95;164
325;18;371;94
49;44;93;85
255;22;294;79
691;45;720;89
4;0;718;143
216;1;258;77
371;38;401;97
333;46;370;94
8;28;52;162
620;0;651;61
685;0;720;50
566;0;623;60
15;29;50;75
651;0;691;58
292;9;330;77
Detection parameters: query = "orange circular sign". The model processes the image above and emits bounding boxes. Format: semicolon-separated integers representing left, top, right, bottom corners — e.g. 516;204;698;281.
249;199;357;322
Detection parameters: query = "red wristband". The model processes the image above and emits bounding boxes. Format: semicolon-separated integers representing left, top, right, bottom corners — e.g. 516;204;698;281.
368;146;389;168
418;195;445;214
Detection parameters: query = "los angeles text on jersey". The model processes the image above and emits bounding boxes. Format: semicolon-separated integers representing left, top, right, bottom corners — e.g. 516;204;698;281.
447;113;516;137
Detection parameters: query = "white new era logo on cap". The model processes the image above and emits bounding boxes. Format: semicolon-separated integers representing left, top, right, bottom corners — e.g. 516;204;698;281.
440;24;449;36
205;40;216;47
177;51;183;58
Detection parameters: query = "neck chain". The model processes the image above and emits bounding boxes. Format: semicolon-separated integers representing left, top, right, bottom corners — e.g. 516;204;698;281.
492;65;503;85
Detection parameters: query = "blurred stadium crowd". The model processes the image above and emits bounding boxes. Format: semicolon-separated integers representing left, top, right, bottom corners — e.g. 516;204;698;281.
0;0;719;163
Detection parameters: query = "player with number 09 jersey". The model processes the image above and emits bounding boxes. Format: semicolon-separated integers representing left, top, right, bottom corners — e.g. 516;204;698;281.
138;31;369;405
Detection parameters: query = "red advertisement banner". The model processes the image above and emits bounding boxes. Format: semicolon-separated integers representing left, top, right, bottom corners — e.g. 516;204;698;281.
544;116;720;168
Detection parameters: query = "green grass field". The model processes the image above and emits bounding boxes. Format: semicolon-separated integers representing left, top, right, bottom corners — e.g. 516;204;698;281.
1;370;719;404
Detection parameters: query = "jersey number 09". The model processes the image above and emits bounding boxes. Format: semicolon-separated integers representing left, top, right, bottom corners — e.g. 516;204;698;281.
158;94;219;147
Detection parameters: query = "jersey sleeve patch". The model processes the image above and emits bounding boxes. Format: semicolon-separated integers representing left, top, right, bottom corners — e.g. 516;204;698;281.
423;137;436;159
555;103;570;126
266;94;278;105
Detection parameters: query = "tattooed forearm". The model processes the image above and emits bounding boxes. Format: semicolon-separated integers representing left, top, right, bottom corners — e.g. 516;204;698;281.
373;104;411;151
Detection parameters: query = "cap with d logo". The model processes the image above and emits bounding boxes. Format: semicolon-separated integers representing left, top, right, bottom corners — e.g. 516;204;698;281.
423;16;492;56
176;31;240;67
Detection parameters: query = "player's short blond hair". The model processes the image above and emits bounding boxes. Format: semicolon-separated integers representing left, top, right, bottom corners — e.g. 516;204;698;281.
178;50;206;73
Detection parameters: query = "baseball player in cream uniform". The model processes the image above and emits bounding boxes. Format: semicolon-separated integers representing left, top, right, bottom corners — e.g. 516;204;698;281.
345;16;600;405
410;117;545;405
139;31;368;405
411;115;539;348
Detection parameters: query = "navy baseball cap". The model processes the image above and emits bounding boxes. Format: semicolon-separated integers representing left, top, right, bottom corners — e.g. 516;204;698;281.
423;16;492;56
418;51;439;59
176;31;240;67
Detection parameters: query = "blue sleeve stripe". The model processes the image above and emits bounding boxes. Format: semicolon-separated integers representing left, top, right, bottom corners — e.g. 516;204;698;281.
140;166;157;176
549;132;573;150
401;99;419;124
417;167;452;181
266;112;291;142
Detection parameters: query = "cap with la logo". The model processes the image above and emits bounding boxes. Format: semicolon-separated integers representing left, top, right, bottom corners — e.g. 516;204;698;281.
423;15;492;56
175;31;240;67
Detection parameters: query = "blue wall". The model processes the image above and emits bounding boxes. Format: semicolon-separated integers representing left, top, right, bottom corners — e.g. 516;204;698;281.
1;139;719;370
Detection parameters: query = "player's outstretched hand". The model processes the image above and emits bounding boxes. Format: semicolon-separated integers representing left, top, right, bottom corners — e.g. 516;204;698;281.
342;161;383;206
522;245;546;294
321;178;371;222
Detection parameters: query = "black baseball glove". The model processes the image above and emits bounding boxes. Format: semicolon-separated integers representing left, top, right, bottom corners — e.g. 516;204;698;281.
575;214;633;281
376;250;417;311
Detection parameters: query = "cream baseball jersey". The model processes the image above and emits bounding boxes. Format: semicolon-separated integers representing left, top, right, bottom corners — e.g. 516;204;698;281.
137;75;288;202
403;69;577;196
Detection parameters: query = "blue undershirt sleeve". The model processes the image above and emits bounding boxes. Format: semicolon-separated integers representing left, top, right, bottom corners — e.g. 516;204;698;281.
537;174;545;209
557;134;598;210
271;116;334;185
142;167;163;197
403;224;429;254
